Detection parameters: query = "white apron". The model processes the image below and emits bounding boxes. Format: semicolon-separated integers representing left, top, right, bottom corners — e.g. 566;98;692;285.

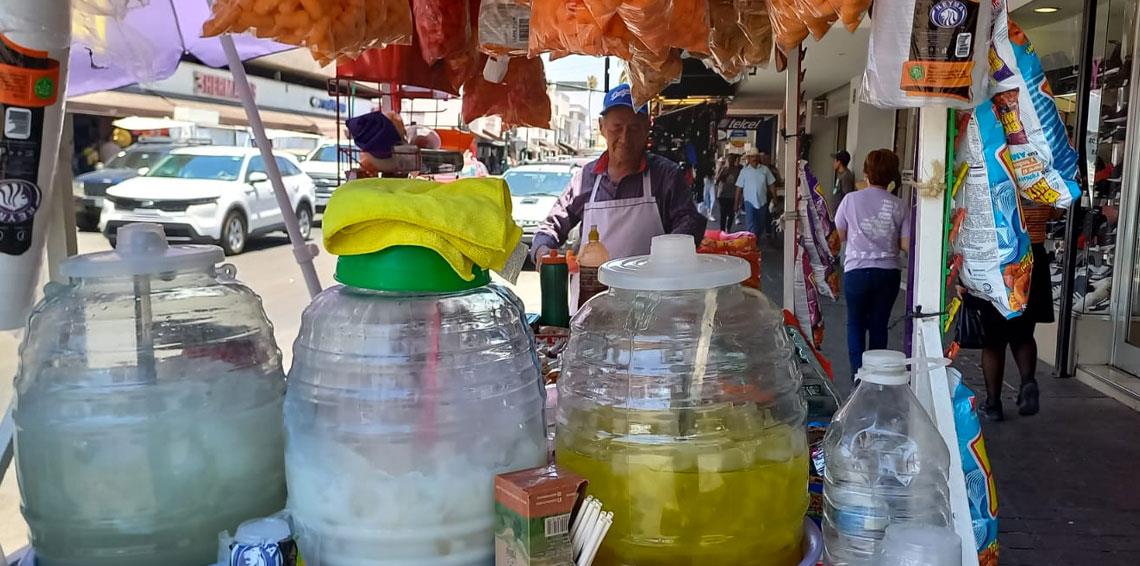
570;170;665;309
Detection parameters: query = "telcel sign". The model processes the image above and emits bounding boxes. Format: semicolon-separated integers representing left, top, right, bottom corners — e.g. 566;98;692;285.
310;96;347;114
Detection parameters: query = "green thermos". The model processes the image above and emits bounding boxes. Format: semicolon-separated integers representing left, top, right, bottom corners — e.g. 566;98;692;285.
539;250;570;327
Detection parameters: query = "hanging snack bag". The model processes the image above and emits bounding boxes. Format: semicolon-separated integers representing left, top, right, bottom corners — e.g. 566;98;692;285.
529;0;633;58
628;49;684;107
862;0;993;108
827;0;871;32
413;0;472;64
768;0;810;50
948;369;1000;566
988;10;1080;207
792;0;839;40
203;0;414;65
707;0;772;80
479;0;532;56
954;109;1032;319
462;56;553;128
607;0;711;58
798;161;841;300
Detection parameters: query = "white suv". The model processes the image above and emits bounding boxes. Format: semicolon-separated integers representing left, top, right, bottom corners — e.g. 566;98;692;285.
102;147;316;255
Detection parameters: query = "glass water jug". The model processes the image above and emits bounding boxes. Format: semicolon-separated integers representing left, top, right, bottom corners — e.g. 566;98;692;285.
285;247;546;565
14;223;287;566
556;235;809;566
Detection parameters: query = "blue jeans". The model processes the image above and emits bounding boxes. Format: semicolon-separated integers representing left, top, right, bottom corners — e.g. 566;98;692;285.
844;268;901;377
745;202;771;241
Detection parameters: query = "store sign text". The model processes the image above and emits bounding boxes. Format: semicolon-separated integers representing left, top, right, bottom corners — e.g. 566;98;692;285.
193;72;256;102
310;96;347;113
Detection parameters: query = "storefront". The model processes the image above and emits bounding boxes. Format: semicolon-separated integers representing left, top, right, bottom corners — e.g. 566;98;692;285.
1012;0;1140;405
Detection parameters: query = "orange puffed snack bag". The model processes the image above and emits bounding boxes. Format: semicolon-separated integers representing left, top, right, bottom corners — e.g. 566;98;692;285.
708;0;772;80
462;56;553;128
792;0;838;39
529;0;634;58
826;0;870;32
203;0;413;66
628;48;683;107
767;0;808;50
608;0;711;58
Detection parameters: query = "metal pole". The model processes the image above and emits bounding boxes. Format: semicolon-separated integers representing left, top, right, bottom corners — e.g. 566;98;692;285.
1055;0;1098;377
604;57;611;92
782;47;802;311
220;34;323;298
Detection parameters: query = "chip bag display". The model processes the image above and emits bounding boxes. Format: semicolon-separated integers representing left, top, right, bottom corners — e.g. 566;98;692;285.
948;368;1000;566
609;0;711;58
628;48;683;107
529;0;634;58
768;0;810;50
791;0;839;40
707;0;773;80
988;9;1081;207
827;0;871;32
413;0;472;64
202;0;414;65
479;0;532;56
462;56;552;128
798;160;841;300
954;109;1032;319
862;0;993;108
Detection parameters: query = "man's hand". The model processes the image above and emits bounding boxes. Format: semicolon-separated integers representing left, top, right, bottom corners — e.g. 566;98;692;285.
533;246;552;268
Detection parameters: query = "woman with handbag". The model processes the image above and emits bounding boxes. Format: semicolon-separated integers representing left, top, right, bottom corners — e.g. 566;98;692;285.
963;203;1055;421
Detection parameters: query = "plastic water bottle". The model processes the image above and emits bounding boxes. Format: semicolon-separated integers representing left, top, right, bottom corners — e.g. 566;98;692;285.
821;350;952;566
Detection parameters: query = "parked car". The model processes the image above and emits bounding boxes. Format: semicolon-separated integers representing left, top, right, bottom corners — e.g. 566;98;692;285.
502;162;579;247
73;140;197;231
300;143;358;212
102;147;316;255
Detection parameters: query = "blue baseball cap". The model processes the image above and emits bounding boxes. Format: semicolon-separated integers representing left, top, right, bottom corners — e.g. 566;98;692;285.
600;84;648;116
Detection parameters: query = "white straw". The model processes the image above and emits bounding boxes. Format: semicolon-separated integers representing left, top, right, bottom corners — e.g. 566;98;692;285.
578;511;613;566
572;498;602;557
569;495;595;544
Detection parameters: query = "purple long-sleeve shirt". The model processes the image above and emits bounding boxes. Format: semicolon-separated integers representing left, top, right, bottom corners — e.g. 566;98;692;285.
530;152;706;256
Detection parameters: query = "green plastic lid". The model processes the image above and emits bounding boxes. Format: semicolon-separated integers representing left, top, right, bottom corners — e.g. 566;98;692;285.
335;246;490;293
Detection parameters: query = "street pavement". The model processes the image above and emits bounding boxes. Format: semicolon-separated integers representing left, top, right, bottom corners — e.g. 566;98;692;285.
2;230;1139;563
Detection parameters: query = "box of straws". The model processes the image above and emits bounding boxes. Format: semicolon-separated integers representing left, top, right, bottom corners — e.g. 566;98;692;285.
494;465;586;566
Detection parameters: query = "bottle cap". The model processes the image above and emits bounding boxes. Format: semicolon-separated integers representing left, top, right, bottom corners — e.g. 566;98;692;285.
61;223;224;279
588;225;600;242
335;246;489;292
233;517;291;545
857;350;909;386
599;234;749;291
542;249;567;265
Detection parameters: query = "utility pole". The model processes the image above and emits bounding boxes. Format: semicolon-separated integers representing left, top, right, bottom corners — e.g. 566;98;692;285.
604;57;610;92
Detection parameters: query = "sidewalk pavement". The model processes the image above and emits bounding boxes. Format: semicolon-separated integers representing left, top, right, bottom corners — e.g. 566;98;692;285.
759;240;1140;566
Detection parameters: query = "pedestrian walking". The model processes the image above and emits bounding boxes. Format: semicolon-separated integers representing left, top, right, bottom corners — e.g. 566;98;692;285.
834;149;909;379
715;153;742;232
735;148;777;243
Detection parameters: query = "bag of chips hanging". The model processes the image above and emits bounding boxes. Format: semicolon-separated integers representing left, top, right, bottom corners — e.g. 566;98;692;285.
792;0;839;40
798;160;841;300
608;0;711;58
862;0;993;108
529;0;633;58
768;0;809;50
462;56;552;128
827;0;871;32
707;0;772;80
988;9;1081;207
628;49;684;107
479;0;532;56
202;0;413;66
413;0;472;64
954;109;1032;319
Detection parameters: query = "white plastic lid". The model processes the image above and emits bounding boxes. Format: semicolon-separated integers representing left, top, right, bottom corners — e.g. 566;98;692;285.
857;350;909;386
599;234;750;291
233;517;291;545
60;223;224;279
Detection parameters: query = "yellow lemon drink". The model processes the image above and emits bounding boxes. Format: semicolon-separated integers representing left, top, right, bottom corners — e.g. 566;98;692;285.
557;405;808;566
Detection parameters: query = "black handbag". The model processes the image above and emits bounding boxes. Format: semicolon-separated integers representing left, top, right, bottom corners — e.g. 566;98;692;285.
956;295;986;350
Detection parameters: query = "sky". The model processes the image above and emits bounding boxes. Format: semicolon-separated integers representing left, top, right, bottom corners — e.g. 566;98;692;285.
543;54;626;115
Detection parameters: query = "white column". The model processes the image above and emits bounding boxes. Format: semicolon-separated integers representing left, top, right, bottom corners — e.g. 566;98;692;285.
782;48;802;311
911;107;979;566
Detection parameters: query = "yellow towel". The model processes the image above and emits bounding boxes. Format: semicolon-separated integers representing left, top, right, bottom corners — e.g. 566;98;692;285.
322;177;523;280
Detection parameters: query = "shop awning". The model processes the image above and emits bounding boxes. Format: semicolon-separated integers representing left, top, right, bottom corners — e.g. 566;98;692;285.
112;116;195;131
558;142;576;154
67;91;337;136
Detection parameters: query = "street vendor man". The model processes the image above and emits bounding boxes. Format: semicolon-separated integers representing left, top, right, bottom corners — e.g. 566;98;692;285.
530;84;706;263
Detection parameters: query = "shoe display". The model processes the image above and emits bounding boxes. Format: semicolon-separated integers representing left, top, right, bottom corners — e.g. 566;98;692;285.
1017;381;1040;416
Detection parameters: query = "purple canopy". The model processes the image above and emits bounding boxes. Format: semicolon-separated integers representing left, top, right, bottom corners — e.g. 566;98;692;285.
69;0;291;96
